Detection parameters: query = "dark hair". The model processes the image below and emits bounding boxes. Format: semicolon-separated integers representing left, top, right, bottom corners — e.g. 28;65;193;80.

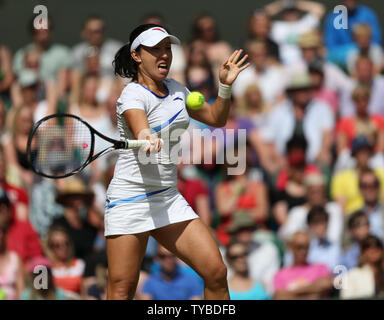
191;12;218;42
348;210;369;230
113;24;166;80
361;235;383;252
359;168;380;189
307;206;329;225
83;15;105;30
286;135;308;154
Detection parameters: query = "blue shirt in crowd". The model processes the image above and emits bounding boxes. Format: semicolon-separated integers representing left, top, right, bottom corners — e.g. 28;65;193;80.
324;5;382;66
229;282;270;300
142;270;203;300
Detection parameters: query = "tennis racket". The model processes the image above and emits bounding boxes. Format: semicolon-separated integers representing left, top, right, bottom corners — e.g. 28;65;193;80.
27;113;160;179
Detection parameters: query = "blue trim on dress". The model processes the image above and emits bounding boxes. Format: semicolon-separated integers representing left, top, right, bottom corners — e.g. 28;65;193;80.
107;187;171;209
151;109;183;133
137;82;169;99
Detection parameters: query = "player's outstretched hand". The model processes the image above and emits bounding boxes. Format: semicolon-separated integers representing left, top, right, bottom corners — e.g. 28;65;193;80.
219;49;250;86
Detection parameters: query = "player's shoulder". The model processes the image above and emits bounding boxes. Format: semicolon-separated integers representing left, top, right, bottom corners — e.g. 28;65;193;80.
164;78;186;90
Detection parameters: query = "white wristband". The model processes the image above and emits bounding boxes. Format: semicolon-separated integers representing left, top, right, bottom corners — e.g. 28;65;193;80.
218;81;232;99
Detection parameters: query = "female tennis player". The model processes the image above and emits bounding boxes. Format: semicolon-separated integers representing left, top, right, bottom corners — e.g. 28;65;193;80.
106;23;250;300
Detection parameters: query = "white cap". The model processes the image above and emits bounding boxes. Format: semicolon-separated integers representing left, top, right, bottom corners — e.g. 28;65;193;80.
130;26;181;51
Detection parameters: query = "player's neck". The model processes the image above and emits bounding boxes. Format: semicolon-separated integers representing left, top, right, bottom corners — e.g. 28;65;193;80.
137;72;167;95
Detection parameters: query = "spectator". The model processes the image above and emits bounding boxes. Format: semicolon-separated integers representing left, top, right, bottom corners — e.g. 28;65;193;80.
236;84;269;128
69;74;113;155
215;161;268;246
272;137;310;228
177;163;212;227
140;245;203;300
331;137;384;214
265;0;325;65
259;73;334;174
13;17;71;97
273;231;333;299
308;59;339;114
0;187;43;265
245;10;280;62
226;241;269;300
0;146;30;222
341;210;370;270
71;15;122;80
324;0;381;67
291;30;351;98
305;206;342;271
184;40;216;103
356;170;384;240
279;172;343;245
20;256;68;300
225;211;280;294
339;56;384;118
341;235;384;299
232;39;286;106
2;104;35;188
336;85;384;156
0;45;15;109
0;223;24;300
347;24;384;76
190;13;232;82
45;225;85;299
83;261;108;300
51;177;98;259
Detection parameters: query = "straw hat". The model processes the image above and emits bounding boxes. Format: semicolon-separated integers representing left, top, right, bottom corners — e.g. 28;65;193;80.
298;30;322;49
55;177;94;206
227;211;256;234
286;73;316;92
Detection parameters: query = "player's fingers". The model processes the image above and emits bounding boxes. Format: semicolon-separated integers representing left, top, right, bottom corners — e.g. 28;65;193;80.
228;50;238;63
239;62;251;71
232;49;243;64
236;54;248;67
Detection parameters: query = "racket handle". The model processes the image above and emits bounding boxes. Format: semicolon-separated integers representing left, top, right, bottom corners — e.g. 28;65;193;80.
125;138;164;149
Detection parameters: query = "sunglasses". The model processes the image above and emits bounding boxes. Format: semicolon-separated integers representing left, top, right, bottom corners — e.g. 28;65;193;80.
50;241;69;249
228;252;247;260
360;182;379;189
293;244;309;251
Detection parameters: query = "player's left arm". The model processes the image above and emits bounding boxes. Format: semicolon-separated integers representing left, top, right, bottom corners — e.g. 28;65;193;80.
187;49;250;127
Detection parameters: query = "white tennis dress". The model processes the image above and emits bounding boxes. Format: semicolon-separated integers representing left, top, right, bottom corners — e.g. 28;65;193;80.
104;78;199;236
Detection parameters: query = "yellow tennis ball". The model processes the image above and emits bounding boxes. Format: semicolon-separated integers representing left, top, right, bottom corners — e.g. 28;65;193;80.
186;91;205;110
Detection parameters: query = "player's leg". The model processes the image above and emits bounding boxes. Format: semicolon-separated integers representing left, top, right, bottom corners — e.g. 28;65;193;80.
150;218;229;299
106;232;149;300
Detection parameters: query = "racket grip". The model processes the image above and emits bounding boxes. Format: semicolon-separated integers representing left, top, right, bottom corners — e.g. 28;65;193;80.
125;139;164;149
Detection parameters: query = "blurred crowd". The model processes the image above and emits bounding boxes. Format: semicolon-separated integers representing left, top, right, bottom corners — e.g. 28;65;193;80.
1;0;384;300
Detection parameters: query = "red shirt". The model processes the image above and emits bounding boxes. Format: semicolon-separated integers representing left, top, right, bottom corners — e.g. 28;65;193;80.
3;182;42;263
3;182;29;221
336;115;384;148
6;220;43;263
177;179;209;213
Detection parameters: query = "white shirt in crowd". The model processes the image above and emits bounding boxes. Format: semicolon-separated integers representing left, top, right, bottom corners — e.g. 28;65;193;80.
339;75;384;118
71;38;123;78
278;201;344;244
232;64;287;105
261;98;335;162
270;13;320;66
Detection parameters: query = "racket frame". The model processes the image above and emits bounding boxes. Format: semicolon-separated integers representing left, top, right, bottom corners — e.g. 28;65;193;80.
27;113;145;179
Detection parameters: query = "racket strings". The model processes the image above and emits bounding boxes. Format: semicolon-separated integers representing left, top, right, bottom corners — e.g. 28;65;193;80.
30;116;92;177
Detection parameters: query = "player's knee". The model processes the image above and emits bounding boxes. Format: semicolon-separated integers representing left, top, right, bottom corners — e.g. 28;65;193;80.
108;277;138;300
203;261;227;287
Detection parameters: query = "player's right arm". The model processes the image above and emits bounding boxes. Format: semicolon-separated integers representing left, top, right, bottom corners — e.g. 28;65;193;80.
122;109;162;153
